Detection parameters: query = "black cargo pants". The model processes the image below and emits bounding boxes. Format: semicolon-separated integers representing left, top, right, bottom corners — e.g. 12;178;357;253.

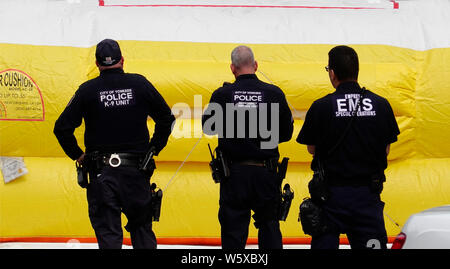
310;185;388;249
219;163;282;249
87;166;156;249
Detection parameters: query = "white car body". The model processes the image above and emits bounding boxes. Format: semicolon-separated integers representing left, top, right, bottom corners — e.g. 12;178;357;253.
396;205;450;249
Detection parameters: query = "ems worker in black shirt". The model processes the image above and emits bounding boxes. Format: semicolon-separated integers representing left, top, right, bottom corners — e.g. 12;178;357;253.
54;39;175;249
202;46;294;249
297;46;400;249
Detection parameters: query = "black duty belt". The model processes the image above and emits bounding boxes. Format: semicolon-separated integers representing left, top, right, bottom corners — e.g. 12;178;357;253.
232;158;278;171
234;160;265;167
327;175;373;187
99;153;143;168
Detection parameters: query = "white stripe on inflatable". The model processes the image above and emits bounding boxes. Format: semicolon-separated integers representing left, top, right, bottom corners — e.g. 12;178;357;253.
0;0;449;50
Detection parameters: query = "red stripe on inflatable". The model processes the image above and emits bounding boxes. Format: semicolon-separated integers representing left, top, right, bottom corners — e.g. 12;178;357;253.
0;236;396;246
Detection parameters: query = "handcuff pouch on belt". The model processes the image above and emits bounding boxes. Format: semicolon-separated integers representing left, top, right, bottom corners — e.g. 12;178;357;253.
208;144;230;184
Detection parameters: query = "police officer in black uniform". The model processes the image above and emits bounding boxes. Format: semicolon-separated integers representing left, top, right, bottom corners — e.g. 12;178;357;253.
202;46;293;249
54;39;175;249
297;45;400;249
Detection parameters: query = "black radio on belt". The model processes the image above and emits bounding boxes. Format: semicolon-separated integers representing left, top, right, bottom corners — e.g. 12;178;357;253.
208;144;230;184
76;161;89;188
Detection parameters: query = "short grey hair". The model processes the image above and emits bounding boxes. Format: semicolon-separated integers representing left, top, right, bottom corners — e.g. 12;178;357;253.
231;46;255;68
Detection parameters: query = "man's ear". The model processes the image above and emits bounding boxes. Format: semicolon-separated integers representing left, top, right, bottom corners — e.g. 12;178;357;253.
329;69;340;89
329;69;335;80
254;60;258;72
230;63;236;75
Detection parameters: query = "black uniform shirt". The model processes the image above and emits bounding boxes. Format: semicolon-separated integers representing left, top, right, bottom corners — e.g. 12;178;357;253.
54;68;175;160
297;81;400;180
202;74;293;161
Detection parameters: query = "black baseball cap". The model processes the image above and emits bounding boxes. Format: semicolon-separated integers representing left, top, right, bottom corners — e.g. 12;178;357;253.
95;39;122;66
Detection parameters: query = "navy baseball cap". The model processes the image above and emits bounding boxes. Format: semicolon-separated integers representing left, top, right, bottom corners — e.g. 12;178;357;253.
95;39;122;66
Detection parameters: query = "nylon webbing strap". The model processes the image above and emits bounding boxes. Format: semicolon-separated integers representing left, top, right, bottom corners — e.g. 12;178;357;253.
326;87;366;157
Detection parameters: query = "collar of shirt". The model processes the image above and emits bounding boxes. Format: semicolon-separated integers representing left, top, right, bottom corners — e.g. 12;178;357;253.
335;81;361;93
100;68;124;75
236;73;258;81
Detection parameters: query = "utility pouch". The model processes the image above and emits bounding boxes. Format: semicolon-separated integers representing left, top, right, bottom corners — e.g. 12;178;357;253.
298;197;331;236
208;144;230;183
279;183;294;221
308;162;329;204
76;161;89;188
150;183;163;222
300;159;330;234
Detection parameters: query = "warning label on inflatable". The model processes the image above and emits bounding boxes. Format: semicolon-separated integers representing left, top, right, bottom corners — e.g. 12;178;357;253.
0;157;28;184
0;69;44;121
